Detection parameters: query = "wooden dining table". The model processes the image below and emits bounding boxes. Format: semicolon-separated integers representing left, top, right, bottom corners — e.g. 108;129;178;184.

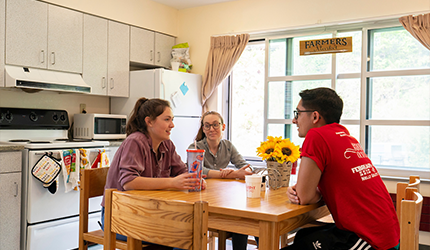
119;178;330;250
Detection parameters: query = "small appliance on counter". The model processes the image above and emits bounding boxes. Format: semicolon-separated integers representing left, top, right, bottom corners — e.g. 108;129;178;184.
74;113;127;140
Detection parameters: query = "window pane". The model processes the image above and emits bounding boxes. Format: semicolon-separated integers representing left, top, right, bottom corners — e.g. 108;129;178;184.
267;123;304;147
368;75;430;120
369;27;430;71
231;43;265;157
269;34;332;76
336;78;360;119
369;126;430;170
336;31;362;73
268;39;286;77
268;80;331;119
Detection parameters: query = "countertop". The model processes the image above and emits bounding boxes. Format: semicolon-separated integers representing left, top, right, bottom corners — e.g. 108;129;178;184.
0;143;25;152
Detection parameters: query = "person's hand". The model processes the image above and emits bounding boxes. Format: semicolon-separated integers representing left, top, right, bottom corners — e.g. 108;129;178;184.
201;178;207;190
171;173;201;190
220;168;234;178
226;164;253;179
287;184;300;204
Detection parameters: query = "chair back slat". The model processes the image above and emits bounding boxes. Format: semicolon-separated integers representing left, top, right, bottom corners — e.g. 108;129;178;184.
400;187;423;250
108;190;208;250
396;176;420;220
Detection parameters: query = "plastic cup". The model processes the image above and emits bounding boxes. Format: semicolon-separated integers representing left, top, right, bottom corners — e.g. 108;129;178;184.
245;175;262;198
186;149;204;192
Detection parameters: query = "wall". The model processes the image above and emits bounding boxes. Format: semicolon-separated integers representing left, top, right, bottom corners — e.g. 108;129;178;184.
41;0;178;35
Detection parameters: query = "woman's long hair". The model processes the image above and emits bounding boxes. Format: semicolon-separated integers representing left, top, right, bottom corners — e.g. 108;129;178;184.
194;111;224;141
126;97;171;136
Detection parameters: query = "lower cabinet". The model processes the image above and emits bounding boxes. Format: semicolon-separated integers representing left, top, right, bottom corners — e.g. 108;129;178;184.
0;151;22;250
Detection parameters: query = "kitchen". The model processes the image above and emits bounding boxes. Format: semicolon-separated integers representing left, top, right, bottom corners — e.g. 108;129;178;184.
0;0;429;249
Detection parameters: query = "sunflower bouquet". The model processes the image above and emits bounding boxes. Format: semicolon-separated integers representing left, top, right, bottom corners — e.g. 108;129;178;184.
256;136;300;164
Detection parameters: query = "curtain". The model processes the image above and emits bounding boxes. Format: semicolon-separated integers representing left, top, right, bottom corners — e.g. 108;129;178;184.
399;13;430;51
201;34;250;112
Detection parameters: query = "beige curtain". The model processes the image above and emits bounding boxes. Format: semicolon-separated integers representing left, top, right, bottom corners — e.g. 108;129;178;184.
201;34;250;112
399;13;430;50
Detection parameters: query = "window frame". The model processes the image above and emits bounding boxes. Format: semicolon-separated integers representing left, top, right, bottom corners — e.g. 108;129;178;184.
226;18;430;178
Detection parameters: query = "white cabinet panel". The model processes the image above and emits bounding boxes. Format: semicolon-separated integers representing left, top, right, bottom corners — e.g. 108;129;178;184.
130;26;155;65
0;0;5;87
47;5;83;73
107;21;130;97
155;33;175;68
5;0;48;69
83;14;108;95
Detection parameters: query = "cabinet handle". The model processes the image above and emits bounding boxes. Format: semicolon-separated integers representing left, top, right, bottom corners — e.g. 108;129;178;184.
102;77;106;89
157;51;161;63
150;50;153;62
14;182;18;197
51;52;55;65
110;78;114;89
40;50;45;63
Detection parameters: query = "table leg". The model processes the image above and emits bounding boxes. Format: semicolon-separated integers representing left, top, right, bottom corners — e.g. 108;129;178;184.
259;221;279;250
217;230;228;250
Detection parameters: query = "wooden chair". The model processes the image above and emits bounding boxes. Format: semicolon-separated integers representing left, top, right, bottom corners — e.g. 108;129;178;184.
105;188;209;250
396;175;420;221
399;187;423;250
208;230;231;250
79;167;127;250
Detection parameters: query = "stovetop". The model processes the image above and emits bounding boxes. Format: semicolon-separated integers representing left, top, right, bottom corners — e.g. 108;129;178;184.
0;107;109;149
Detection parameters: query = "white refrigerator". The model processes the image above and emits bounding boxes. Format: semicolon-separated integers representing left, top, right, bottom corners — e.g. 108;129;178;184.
111;69;202;161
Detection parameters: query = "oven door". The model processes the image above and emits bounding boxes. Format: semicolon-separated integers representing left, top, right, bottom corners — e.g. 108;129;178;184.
25;149;103;224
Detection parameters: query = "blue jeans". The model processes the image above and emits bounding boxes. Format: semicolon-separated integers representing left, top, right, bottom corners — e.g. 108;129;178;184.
101;207;183;250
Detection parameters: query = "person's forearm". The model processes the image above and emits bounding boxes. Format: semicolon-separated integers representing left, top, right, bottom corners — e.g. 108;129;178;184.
123;176;174;190
297;188;321;205
206;170;223;178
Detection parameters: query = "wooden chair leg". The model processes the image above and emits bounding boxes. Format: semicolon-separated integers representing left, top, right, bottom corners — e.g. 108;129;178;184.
217;231;228;250
208;231;216;250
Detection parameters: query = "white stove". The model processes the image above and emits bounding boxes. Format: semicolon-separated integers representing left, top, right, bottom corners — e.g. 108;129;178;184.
0;107;109;250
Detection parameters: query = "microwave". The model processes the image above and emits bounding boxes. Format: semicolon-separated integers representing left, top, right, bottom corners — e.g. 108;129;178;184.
74;113;127;140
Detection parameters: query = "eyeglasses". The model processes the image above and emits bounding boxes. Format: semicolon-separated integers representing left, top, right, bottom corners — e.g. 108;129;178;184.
203;122;221;130
294;109;315;120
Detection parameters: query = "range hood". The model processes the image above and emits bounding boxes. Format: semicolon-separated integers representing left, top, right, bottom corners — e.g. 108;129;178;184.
5;65;91;94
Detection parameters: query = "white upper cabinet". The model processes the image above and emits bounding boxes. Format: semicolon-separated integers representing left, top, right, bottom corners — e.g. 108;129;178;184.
5;0;48;69
5;0;83;73
47;5;83;73
107;21;130;97
130;26;155;65
0;0;5;87
155;33;175;68
130;26;175;68
83;14;108;95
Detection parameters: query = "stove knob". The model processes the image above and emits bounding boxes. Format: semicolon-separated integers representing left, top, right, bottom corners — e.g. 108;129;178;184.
29;112;38;122
60;114;66;122
5;112;13;122
52;114;59;122
0;113;3;122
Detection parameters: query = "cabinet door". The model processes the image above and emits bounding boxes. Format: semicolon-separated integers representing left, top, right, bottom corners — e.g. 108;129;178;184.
0;0;5;87
130;26;155;65
5;0;48;69
107;21;130;97
0;173;21;250
83;14;108;96
155;33;175;68
47;5;83;73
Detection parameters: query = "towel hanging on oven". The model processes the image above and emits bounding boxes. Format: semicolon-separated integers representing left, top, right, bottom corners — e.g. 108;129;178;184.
31;153;61;194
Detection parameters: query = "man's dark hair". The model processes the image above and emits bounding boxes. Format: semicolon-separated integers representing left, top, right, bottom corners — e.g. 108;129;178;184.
299;87;343;124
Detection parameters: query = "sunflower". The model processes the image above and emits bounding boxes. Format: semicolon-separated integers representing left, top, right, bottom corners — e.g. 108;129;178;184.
275;139;300;163
256;137;278;161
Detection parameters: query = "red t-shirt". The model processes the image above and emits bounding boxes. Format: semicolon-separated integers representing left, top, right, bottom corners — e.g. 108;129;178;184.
301;123;399;249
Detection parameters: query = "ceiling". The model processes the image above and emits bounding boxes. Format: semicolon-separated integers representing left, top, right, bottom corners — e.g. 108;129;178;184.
151;0;236;10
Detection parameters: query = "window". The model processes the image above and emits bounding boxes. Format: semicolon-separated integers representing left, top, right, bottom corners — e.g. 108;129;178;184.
229;19;430;178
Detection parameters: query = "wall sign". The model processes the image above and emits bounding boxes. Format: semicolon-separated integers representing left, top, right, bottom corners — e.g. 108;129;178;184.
300;37;353;55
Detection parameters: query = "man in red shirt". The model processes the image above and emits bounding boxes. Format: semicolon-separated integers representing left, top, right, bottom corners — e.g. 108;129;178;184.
285;88;399;250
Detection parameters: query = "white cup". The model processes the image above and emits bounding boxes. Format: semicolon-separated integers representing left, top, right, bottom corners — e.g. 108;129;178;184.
245;175;262;198
171;62;180;71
